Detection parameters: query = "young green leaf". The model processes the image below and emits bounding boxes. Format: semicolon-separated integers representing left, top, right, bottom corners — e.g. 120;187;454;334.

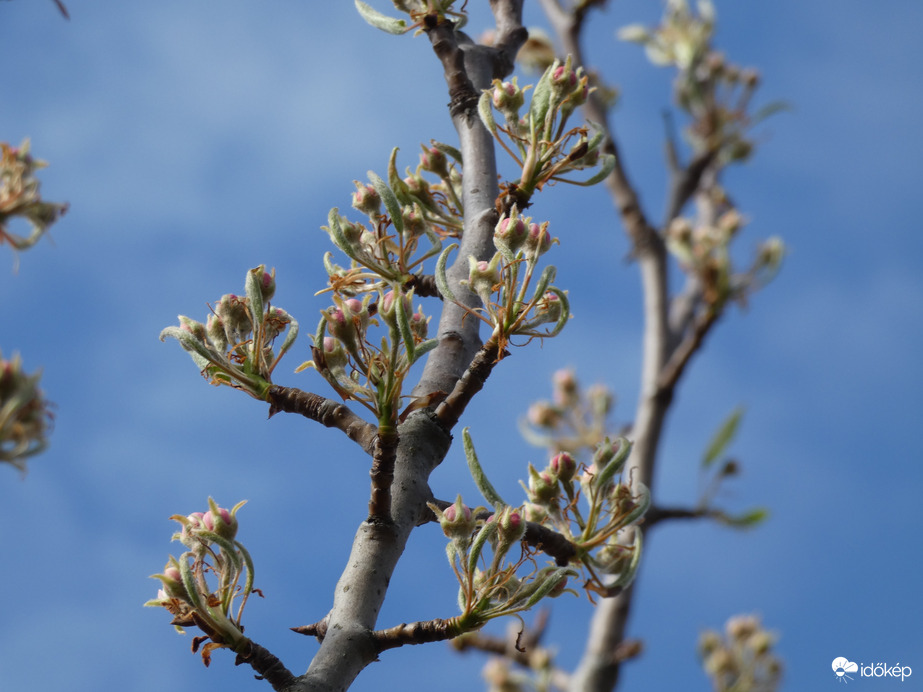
703;406;744;468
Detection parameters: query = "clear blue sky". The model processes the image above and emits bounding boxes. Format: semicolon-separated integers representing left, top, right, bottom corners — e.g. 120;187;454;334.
1;2;920;690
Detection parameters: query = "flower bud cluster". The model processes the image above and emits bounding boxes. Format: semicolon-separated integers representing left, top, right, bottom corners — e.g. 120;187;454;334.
145;498;255;664
160;265;298;400
434;492;578;631
666;211;785;309
0;139;68;251
520;369;615;456
0;350;53;472
698;614;782;691
479;61;614;208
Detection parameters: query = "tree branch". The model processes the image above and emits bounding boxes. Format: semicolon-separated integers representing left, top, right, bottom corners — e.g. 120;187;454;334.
234;640;298;691
267;385;378;455
368;427;399;521
434;336;507;430
372;616;464;652
292;8;526;690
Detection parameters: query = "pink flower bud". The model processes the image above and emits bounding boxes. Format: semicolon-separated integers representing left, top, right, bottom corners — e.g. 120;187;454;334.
419;146;448;178
494;214;527;256
549;452;577;483
528;463;559;503
204;505;238;539
351;182;381;216
259;269;276;302
523;222;554;261
491;79;525;118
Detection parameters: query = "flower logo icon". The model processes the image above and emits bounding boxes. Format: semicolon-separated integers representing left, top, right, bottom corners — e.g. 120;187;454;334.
832;657;858;683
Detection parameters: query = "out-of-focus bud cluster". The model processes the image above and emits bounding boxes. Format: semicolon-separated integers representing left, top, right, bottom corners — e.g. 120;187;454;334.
438;207;569;353
160;266;298;401
479;56;615;210
666;204;784;310
145;498;257;666
619;0;785;166
0;139;68;253
698;614;782;692
522;369;615;455
0;351;53;473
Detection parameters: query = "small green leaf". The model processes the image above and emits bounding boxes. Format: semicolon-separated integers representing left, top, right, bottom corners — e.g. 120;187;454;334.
523;566;578;609
368;170;403;236
354;0;409;34
528;265;557;306
277;315;299;359
593;437;632;491
477;91;498;138
703;406;744;468
387;147;413;206
431;140;462;166
719;507;769;529
528;63;555;132
467;519;499;575
558;152;616;187
463;427;506;509
408;338;439;365
435;243;459;302
328;208;359;261
245;266;265;330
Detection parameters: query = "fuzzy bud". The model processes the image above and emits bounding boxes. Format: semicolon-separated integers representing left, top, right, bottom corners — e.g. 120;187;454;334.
204;502;238;540
523;221;555;262
215;294;252;345
527;400;561;429
258;268;276;302
419;145;449;178
433;496;476;541
491;78;525;120
549;452;577;483
493;213;528;257
552;369;579;407
464;253;502;305
527;463;559;504
351;182;381;217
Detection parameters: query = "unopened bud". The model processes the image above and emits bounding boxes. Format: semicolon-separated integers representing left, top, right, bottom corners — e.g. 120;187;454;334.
351;182;381;217
549;452;577;483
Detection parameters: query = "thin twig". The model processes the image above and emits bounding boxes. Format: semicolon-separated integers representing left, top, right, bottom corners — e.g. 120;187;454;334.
266;385;377;455
372;617;464;652
234;640;298;690
434;337;508;430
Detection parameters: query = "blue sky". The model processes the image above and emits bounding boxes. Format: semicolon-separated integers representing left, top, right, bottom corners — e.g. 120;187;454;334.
1;1;921;690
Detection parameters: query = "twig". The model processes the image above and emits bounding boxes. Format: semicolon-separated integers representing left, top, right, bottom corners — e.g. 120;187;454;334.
404;273;441;298
266;385;377;455
372;616;464;652
656;308;719;395
234;640;298;690
434;337;508;430
428;498;578;565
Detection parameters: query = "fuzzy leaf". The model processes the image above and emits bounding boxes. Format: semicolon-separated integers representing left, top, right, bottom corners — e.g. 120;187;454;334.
368;169;403;236
702;406;744;468
463;427;506;509
435;243;459;302
719;507;769;529
354;0;408;34
477;91;499;138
